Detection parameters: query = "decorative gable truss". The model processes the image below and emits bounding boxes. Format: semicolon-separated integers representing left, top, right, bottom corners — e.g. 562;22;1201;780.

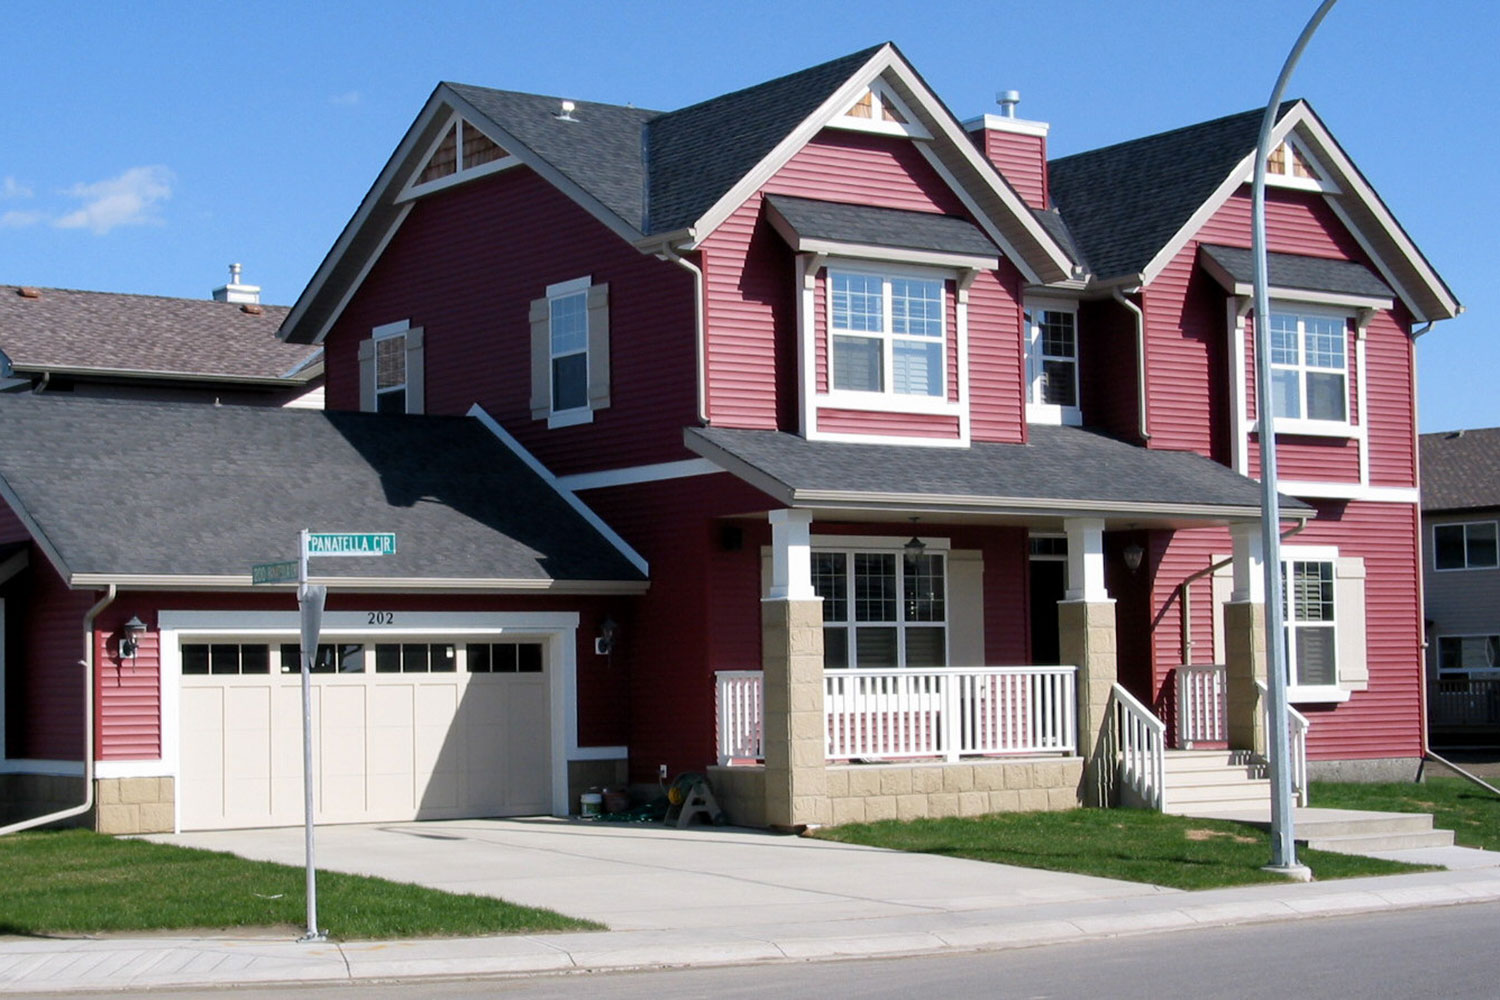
828;79;931;139
398;114;519;201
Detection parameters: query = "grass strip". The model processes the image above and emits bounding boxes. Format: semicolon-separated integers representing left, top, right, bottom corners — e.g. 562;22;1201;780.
0;828;601;939
810;808;1432;890
1312;777;1500;851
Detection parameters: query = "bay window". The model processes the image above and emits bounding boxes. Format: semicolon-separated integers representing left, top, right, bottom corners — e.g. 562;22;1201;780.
813;549;947;668
830;270;945;398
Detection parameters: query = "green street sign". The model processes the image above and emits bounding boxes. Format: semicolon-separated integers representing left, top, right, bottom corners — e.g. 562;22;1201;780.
251;560;299;585
305;532;397;557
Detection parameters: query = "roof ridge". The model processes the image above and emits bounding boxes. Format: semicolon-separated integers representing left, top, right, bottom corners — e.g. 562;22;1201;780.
444;81;663;119
1050;100;1300;167
0;284;291;309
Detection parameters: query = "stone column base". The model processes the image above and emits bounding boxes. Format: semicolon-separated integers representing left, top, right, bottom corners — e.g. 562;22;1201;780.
1058;599;1117;808
761;598;828;829
94;777;175;834
1224;600;1268;756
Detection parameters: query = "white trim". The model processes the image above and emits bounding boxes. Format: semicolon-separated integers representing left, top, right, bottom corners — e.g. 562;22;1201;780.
798;253;818;439
68;573;646;594
1268;417;1359;439
557;459;719;492
546;275;592;298
1324;197;1431;323
810;534;952;552
95;760;173;779
1230;298;1250;476
1279;482;1418;503
914;144;1044;286
788;238;996;272
1287;685;1352;704
1142;149;1256;287
1023;298;1082;426
469;404;649;577
961;113;1051;138
820;390;962;416
159;610;582;632
395;113;521;203
0;472;72;585
802;429;973;448
372;319;410;339
826;77;933;140
309;202;414;346
546;408;594;429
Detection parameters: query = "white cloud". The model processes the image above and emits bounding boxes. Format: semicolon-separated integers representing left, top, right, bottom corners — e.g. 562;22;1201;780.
54;165;174;234
2;176;32;199
0;209;43;228
329;90;361;106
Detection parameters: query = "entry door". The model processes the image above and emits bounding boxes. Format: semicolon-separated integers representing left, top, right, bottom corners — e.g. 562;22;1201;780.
1029;560;1065;666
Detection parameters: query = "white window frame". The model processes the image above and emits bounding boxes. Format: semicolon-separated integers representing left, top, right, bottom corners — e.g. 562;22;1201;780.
1024;298;1081;426
1436;634;1500;678
1280;544;1349;703
1266;305;1352;435
1433;520;1500;572
828;79;932;140
1262;135;1340;195
824;263;954;415
370;320;409;414
546;276;593;429
812;541;950;670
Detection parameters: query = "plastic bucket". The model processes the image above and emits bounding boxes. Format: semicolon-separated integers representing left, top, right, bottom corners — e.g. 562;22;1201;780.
580;792;603;818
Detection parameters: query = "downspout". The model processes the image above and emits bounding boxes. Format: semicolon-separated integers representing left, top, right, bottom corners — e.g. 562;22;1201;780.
1111;287;1150;442
1179;521;1306;665
657;244;709;425
0;584;112;836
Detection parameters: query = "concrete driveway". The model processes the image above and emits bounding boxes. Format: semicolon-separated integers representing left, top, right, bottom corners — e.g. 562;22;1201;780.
151;818;1171;932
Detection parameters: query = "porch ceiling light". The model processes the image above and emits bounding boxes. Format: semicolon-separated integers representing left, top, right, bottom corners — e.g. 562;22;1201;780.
1123;542;1145;574
595;616;617;656
119;615;147;659
904;535;926;556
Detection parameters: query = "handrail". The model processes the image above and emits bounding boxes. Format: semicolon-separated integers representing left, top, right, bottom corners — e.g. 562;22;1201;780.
1104;683;1166;811
1176;664;1227;748
1256;679;1309;807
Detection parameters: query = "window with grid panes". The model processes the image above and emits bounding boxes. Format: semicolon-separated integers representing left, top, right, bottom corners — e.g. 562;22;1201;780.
1284;559;1336;687
374;331;406;414
1269;311;1347;423
830;271;945;398
181;643;270;676
812;549;946;669
1434;522;1499;571
374;643;456;673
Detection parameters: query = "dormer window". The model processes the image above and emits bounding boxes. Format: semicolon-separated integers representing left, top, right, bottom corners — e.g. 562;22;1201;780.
830;270;944;397
1024;300;1081;425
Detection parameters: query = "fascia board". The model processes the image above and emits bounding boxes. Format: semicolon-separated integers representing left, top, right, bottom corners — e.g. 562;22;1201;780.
69;573;649;594
1196;251;1392;310
279;88;453;345
15;364;317;388
783;489;1277;522
442;90;647;247
280;349;325;380
0;548;28;586
0;474;73;585
1139;148;1259;288
681;430;797;507
792;238;997;272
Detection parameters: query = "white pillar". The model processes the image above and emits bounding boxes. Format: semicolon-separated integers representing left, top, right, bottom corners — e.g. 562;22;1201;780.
1063;517;1109;602
1231;522;1266;603
767;509;815;600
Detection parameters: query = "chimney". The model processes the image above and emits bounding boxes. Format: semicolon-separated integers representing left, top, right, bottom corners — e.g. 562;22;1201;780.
964;90;1051;211
211;262;261;305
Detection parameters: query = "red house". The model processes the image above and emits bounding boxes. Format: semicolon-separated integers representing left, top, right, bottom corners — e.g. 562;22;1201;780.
0;43;1459;833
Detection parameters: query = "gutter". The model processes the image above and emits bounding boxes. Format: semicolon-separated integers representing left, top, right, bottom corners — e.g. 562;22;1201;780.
656;243;709;425
0;585;112;836
1111;287;1150;443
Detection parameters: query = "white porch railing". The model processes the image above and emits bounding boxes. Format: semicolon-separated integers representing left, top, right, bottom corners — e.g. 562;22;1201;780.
1176;664;1227;748
1103;683;1166;810
714;666;1077;765
1257;679;1310;808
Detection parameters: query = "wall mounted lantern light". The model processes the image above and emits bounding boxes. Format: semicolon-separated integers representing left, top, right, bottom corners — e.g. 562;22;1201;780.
595;617;618;656
119;615;147;660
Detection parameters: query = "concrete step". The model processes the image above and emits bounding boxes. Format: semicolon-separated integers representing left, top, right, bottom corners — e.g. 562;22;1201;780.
1171;805;1458;857
1166;797;1281;815
1306;829;1456;854
1168;767;1266;788
1295;811;1435;838
1167;784;1270;807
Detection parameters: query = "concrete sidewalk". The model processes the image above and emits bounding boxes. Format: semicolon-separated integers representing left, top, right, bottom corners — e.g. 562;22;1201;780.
4;818;1500;993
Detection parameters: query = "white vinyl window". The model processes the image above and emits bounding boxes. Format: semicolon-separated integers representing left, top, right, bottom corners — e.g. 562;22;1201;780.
1283;557;1337;688
1434;521;1500;571
1025;301;1080;424
373;328;407;414
531;276;609;428
812;549;947;669
830;270;946;398
1269;310;1348;424
548;281;590;415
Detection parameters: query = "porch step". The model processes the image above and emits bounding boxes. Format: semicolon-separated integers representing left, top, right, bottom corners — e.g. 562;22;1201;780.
1179;806;1457;856
1161;750;1270;814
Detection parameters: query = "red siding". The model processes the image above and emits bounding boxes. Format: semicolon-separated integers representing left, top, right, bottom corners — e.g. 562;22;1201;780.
973;126;1048;210
1078;295;1144;443
324;167;699;476
967;263;1027;444
816;409;960;438
1363;306;1418;487
766;131;968;215
95;603;161;760
9;555;95;761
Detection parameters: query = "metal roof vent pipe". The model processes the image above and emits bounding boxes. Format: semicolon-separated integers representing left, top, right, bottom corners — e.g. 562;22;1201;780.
997;89;1021;118
212;262;261;305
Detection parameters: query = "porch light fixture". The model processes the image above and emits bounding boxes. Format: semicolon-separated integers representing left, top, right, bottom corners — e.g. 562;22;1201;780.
904;517;926;557
119;615;147;660
1123;542;1145;574
595;617;617;656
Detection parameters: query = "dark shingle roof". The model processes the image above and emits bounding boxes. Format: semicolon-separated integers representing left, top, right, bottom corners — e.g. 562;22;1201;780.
1421;428;1500;513
764;195;998;257
0;285;316;380
687;425;1308;516
0;395;643;584
1199;244;1392;300
1048;104;1295;282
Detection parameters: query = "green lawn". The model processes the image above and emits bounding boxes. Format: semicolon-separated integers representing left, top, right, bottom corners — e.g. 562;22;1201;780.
1312;777;1500;851
0;829;601;939
809;808;1431;890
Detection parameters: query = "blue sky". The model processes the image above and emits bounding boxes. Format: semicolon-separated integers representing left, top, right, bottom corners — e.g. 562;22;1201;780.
1;1;1491;431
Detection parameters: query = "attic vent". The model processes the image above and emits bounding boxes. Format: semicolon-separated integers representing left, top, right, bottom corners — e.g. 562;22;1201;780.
16;286;40;299
554;99;578;122
418;123;460;184
845;89;907;124
410;116;515;193
1268;140;1319;180
462;126;507;168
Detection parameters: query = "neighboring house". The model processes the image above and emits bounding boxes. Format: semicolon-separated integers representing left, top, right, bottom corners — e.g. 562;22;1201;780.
0;43;1460;834
0;268;324;408
1420;427;1500;743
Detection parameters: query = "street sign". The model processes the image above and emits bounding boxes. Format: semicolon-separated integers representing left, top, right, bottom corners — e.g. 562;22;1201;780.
305;532;397;557
250;560;299;585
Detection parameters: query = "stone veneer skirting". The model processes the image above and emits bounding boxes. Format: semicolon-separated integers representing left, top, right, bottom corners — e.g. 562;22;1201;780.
708;756;1084;830
93;777;176;834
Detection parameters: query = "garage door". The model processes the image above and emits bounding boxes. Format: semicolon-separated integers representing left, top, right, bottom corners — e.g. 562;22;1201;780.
180;637;550;830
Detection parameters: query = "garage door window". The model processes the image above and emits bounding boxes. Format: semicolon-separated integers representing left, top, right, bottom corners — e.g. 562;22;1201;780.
280;643;366;674
182;643;270;675
375;643;457;673
468;642;544;673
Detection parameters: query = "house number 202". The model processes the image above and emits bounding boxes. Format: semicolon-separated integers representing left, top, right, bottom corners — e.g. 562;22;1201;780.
367;612;395;625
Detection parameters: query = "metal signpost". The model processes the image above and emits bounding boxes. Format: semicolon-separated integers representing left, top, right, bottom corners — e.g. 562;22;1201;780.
252;530;395;942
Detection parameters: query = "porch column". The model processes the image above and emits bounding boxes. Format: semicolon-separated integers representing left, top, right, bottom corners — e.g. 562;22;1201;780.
762;509;828;829
1225;522;1268;755
1059;518;1117;807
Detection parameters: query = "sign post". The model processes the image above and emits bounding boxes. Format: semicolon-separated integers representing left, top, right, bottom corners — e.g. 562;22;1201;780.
252;529;395;943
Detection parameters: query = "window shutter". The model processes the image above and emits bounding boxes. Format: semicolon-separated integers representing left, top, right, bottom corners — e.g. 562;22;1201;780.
1336;557;1368;690
947;550;985;667
1210;557;1232;664
586;282;610;409
404;327;425;414
529;297;550;420
357;338;376;412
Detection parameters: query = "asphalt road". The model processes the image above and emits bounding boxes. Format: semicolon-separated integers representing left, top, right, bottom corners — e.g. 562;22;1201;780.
27;900;1500;999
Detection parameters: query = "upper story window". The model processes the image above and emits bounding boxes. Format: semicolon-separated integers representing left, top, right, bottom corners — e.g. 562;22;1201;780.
529;277;610;428
1024;300;1081;425
813;548;947;669
1269;309;1347;425
830;270;945;398
1434;521;1499;571
358;319;425;415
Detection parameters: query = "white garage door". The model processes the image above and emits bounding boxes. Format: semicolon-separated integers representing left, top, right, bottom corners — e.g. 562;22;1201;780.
180;637;551;831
